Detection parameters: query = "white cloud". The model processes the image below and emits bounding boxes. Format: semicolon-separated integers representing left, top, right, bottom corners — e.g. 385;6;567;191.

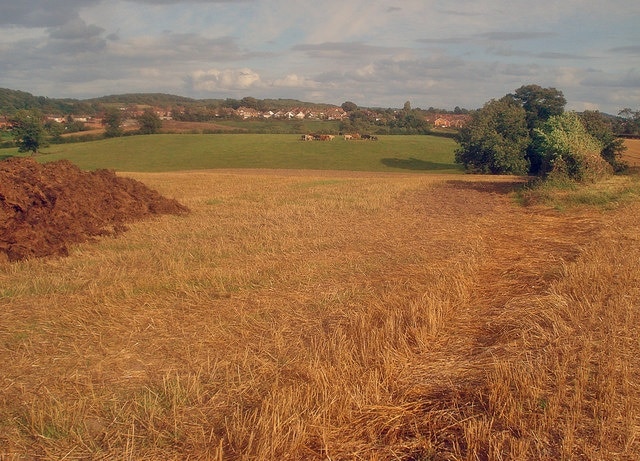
187;68;262;91
0;0;637;112
272;74;318;89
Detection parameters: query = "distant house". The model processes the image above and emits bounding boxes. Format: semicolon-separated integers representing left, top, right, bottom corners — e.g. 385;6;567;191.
434;114;470;128
235;107;262;119
324;107;348;120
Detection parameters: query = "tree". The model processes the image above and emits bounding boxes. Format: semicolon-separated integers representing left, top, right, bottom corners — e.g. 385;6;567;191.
511;84;566;131
137;109;162;135
9;109;46;154
341;101;358;112
617;108;640;135
403;100;411;111
533;111;610;181
103;108;123;138
579;110;627;171
455;97;530;174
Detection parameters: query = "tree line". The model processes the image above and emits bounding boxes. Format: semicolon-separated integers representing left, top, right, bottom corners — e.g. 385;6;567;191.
455;84;636;180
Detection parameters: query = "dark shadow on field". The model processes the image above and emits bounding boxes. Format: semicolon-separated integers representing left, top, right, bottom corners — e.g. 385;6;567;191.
0;154;15;162
381;157;460;171
444;179;528;195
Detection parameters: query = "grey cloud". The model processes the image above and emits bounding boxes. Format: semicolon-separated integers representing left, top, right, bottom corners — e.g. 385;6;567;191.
436;9;481;17
417;31;555;46
123;0;254;3
536;51;591;60
480;31;556;41
582;69;640;88
49;18;105;40
416;37;469;45
609;45;640;55
0;1;100;27
292;42;403;60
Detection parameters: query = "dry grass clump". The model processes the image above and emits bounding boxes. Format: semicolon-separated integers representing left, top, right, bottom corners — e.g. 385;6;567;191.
1;169;639;460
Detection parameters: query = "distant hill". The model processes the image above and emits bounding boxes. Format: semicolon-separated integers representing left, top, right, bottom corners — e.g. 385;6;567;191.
0;88;340;116
0;88;79;114
86;93;198;106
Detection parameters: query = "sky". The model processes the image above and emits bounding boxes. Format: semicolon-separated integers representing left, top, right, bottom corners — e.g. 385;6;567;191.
1;0;639;113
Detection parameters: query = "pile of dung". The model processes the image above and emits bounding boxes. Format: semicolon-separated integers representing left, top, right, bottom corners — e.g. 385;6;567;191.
0;157;189;262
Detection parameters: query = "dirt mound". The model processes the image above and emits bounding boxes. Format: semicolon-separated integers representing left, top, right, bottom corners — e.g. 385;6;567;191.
0;157;189;262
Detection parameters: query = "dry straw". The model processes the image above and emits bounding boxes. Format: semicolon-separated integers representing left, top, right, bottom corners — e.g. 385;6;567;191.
1;170;639;459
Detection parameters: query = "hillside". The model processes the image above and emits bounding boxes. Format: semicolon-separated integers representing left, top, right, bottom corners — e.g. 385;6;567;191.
0;88;341;116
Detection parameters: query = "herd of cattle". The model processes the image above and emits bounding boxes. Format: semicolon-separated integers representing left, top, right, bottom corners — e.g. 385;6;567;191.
301;133;379;141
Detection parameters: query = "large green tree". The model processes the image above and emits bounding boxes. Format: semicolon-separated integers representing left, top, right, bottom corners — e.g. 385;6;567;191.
579;110;627;171
533;111;610;181
511;84;566;131
617;108;640;135
455;97;530;174
9;109;46;154
103;108;123;138
137;108;162;135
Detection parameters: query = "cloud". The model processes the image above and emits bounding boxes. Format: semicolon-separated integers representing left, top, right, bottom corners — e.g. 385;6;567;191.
127;0;254;3
0;1;100;27
292;42;403;61
48;17;105;41
479;31;556;41
186;68;262;92
272;74;318;89
609;45;640;55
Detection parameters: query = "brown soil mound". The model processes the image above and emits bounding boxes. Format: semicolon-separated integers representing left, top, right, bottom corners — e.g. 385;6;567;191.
0;157;189;262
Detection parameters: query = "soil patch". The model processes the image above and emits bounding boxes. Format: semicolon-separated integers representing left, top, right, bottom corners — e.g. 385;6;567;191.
0;157;189;262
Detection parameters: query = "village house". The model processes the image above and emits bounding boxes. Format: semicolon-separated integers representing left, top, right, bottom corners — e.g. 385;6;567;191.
433;114;471;128
236;107;261;119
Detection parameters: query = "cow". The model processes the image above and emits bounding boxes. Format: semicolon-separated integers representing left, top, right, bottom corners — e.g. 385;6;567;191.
301;134;314;141
344;134;353;140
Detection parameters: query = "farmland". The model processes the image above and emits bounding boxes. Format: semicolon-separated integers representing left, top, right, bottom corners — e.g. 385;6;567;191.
1;135;640;459
0;134;461;174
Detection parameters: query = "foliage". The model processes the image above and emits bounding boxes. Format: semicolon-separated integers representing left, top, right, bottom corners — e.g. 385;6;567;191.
387;110;432;135
137;109;162;135
339;110;381;134
341;101;358;112
455;97;530;174
516;174;640;210
9;109;46;154
510;84;566;131
0;88;78;115
579;110;627;172
617;108;640;135
102;108;124;138
533;112;611;182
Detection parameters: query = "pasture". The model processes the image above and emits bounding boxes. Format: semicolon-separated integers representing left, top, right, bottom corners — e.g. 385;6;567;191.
0;134;461;174
1;163;640;459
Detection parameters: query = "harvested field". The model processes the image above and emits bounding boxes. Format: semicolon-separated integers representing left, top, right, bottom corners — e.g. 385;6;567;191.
0;168;639;459
624;138;640;167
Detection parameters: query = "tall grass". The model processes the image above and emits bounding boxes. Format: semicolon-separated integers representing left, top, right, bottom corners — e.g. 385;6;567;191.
1;170;639;459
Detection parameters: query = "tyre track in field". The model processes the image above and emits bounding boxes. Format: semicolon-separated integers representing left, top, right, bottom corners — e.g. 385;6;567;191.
397;177;605;407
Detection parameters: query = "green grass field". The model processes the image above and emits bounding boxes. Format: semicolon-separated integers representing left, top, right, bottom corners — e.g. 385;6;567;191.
0;134;462;173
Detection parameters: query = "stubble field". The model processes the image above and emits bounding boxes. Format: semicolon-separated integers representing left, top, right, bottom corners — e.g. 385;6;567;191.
1;168;639;460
